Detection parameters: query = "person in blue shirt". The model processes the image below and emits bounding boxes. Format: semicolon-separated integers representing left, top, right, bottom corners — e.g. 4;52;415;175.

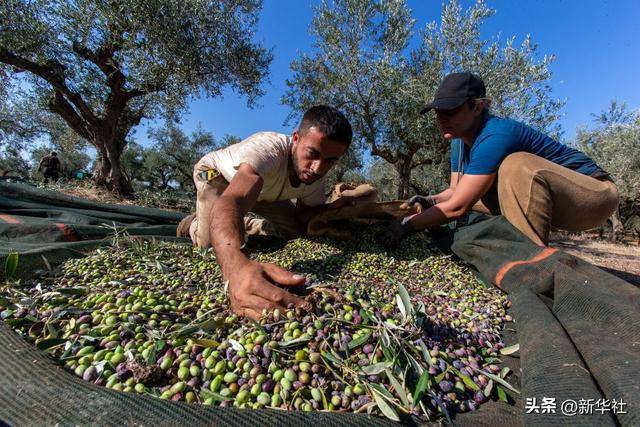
379;72;619;248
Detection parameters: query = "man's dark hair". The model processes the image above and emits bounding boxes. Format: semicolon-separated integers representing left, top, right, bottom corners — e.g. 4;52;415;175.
298;105;352;145
50;151;58;156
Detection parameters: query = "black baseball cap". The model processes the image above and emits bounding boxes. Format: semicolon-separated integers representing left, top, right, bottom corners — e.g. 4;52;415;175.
420;72;486;114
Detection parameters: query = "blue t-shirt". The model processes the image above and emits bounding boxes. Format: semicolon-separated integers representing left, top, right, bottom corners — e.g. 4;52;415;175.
451;115;604;176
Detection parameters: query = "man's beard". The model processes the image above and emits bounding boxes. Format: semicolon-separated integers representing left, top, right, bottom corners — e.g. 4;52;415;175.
291;154;320;184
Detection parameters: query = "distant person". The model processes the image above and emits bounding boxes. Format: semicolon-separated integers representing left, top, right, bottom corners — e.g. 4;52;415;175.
38;151;61;184
177;105;356;319
379;72;619;248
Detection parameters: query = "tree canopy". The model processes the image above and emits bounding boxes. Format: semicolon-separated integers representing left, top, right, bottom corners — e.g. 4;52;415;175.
575;100;640;200
1;0;271;194
284;0;563;198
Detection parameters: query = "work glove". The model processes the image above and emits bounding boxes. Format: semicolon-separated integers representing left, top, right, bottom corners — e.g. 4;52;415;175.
407;194;436;211
376;217;415;250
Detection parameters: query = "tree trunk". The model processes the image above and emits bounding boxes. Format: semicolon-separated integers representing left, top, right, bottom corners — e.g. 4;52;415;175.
394;157;412;200
106;146;132;196
609;207;624;241
91;137;133;196
93;146;111;187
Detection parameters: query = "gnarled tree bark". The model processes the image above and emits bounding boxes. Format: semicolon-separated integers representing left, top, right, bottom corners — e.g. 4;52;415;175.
1;36;151;196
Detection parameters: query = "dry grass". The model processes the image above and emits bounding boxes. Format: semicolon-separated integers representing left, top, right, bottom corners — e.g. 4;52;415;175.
45;181;194;212
550;231;640;286
51;182;136;205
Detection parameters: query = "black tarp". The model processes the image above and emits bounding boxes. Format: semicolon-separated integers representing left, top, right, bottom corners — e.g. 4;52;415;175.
0;181;187;279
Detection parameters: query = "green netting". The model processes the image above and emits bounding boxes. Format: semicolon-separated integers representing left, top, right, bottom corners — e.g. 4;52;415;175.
450;216;639;426
1;182;638;425
0;181;187;279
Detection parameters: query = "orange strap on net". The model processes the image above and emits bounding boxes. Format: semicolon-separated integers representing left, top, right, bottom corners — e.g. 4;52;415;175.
54;223;78;242
0;215;77;241
0;214;21;224
494;247;557;288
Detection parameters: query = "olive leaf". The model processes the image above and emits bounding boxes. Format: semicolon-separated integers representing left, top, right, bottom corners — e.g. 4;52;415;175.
381;328;391;347
450;367;480;391
46;323;59;339
144;340;166;365
347;330;371;349
412;369;431;406
4;252;19;280
496;385;509;402
396;294;407;319
406;353;424;375
484;379;494;397
361;361;392;375
382;346;396;364
200;389;232;402
228;339;244;351
479;370;519;394
369;382;395;400
155;261;169;274
35;338;66;350
320;387;328;411
154;340;166;352
434;368;448;384
500;366;511;378
500;343;519;355
397;283;414;319
321;350;343;366
385;369;409;407
278;336;311;348
171;318;225;338
359;309;374;323
418;339;434;368
371;388;400;422
192;338;220;348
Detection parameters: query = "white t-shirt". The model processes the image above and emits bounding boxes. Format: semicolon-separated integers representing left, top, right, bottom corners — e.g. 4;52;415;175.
199;132;327;206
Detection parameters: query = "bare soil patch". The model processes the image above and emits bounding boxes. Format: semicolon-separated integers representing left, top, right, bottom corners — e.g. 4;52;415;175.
550;232;640;286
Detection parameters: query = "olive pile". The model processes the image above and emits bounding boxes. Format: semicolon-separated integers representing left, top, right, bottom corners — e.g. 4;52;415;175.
0;228;515;421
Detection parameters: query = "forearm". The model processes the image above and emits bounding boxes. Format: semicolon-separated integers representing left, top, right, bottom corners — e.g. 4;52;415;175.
407;202;464;231
210;197;250;279
431;187;454;204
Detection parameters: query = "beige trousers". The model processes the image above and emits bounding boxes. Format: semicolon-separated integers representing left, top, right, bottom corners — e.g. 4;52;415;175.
471;152;619;246
188;160;305;248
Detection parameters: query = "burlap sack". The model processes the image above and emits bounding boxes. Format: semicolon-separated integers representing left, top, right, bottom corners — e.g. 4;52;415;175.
307;183;419;239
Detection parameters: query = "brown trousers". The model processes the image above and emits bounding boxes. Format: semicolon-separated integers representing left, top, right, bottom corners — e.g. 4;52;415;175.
472;152;619;246
188;161;305;248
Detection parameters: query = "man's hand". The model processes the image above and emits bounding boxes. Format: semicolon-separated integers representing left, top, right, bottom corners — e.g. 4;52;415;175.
228;260;306;319
331;196;357;209
376;216;416;250
407;194;436;211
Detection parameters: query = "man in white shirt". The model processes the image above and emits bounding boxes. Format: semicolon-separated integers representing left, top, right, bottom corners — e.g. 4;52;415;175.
179;105;354;319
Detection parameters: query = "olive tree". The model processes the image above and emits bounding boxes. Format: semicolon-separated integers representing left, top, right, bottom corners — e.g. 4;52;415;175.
284;0;562;199
145;124;238;190
575;100;640;200
1;0;271;195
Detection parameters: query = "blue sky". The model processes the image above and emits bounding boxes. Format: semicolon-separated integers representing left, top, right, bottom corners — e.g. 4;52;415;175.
135;0;640;147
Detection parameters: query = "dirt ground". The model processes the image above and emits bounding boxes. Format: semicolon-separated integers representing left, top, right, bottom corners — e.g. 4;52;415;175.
549;232;640;286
